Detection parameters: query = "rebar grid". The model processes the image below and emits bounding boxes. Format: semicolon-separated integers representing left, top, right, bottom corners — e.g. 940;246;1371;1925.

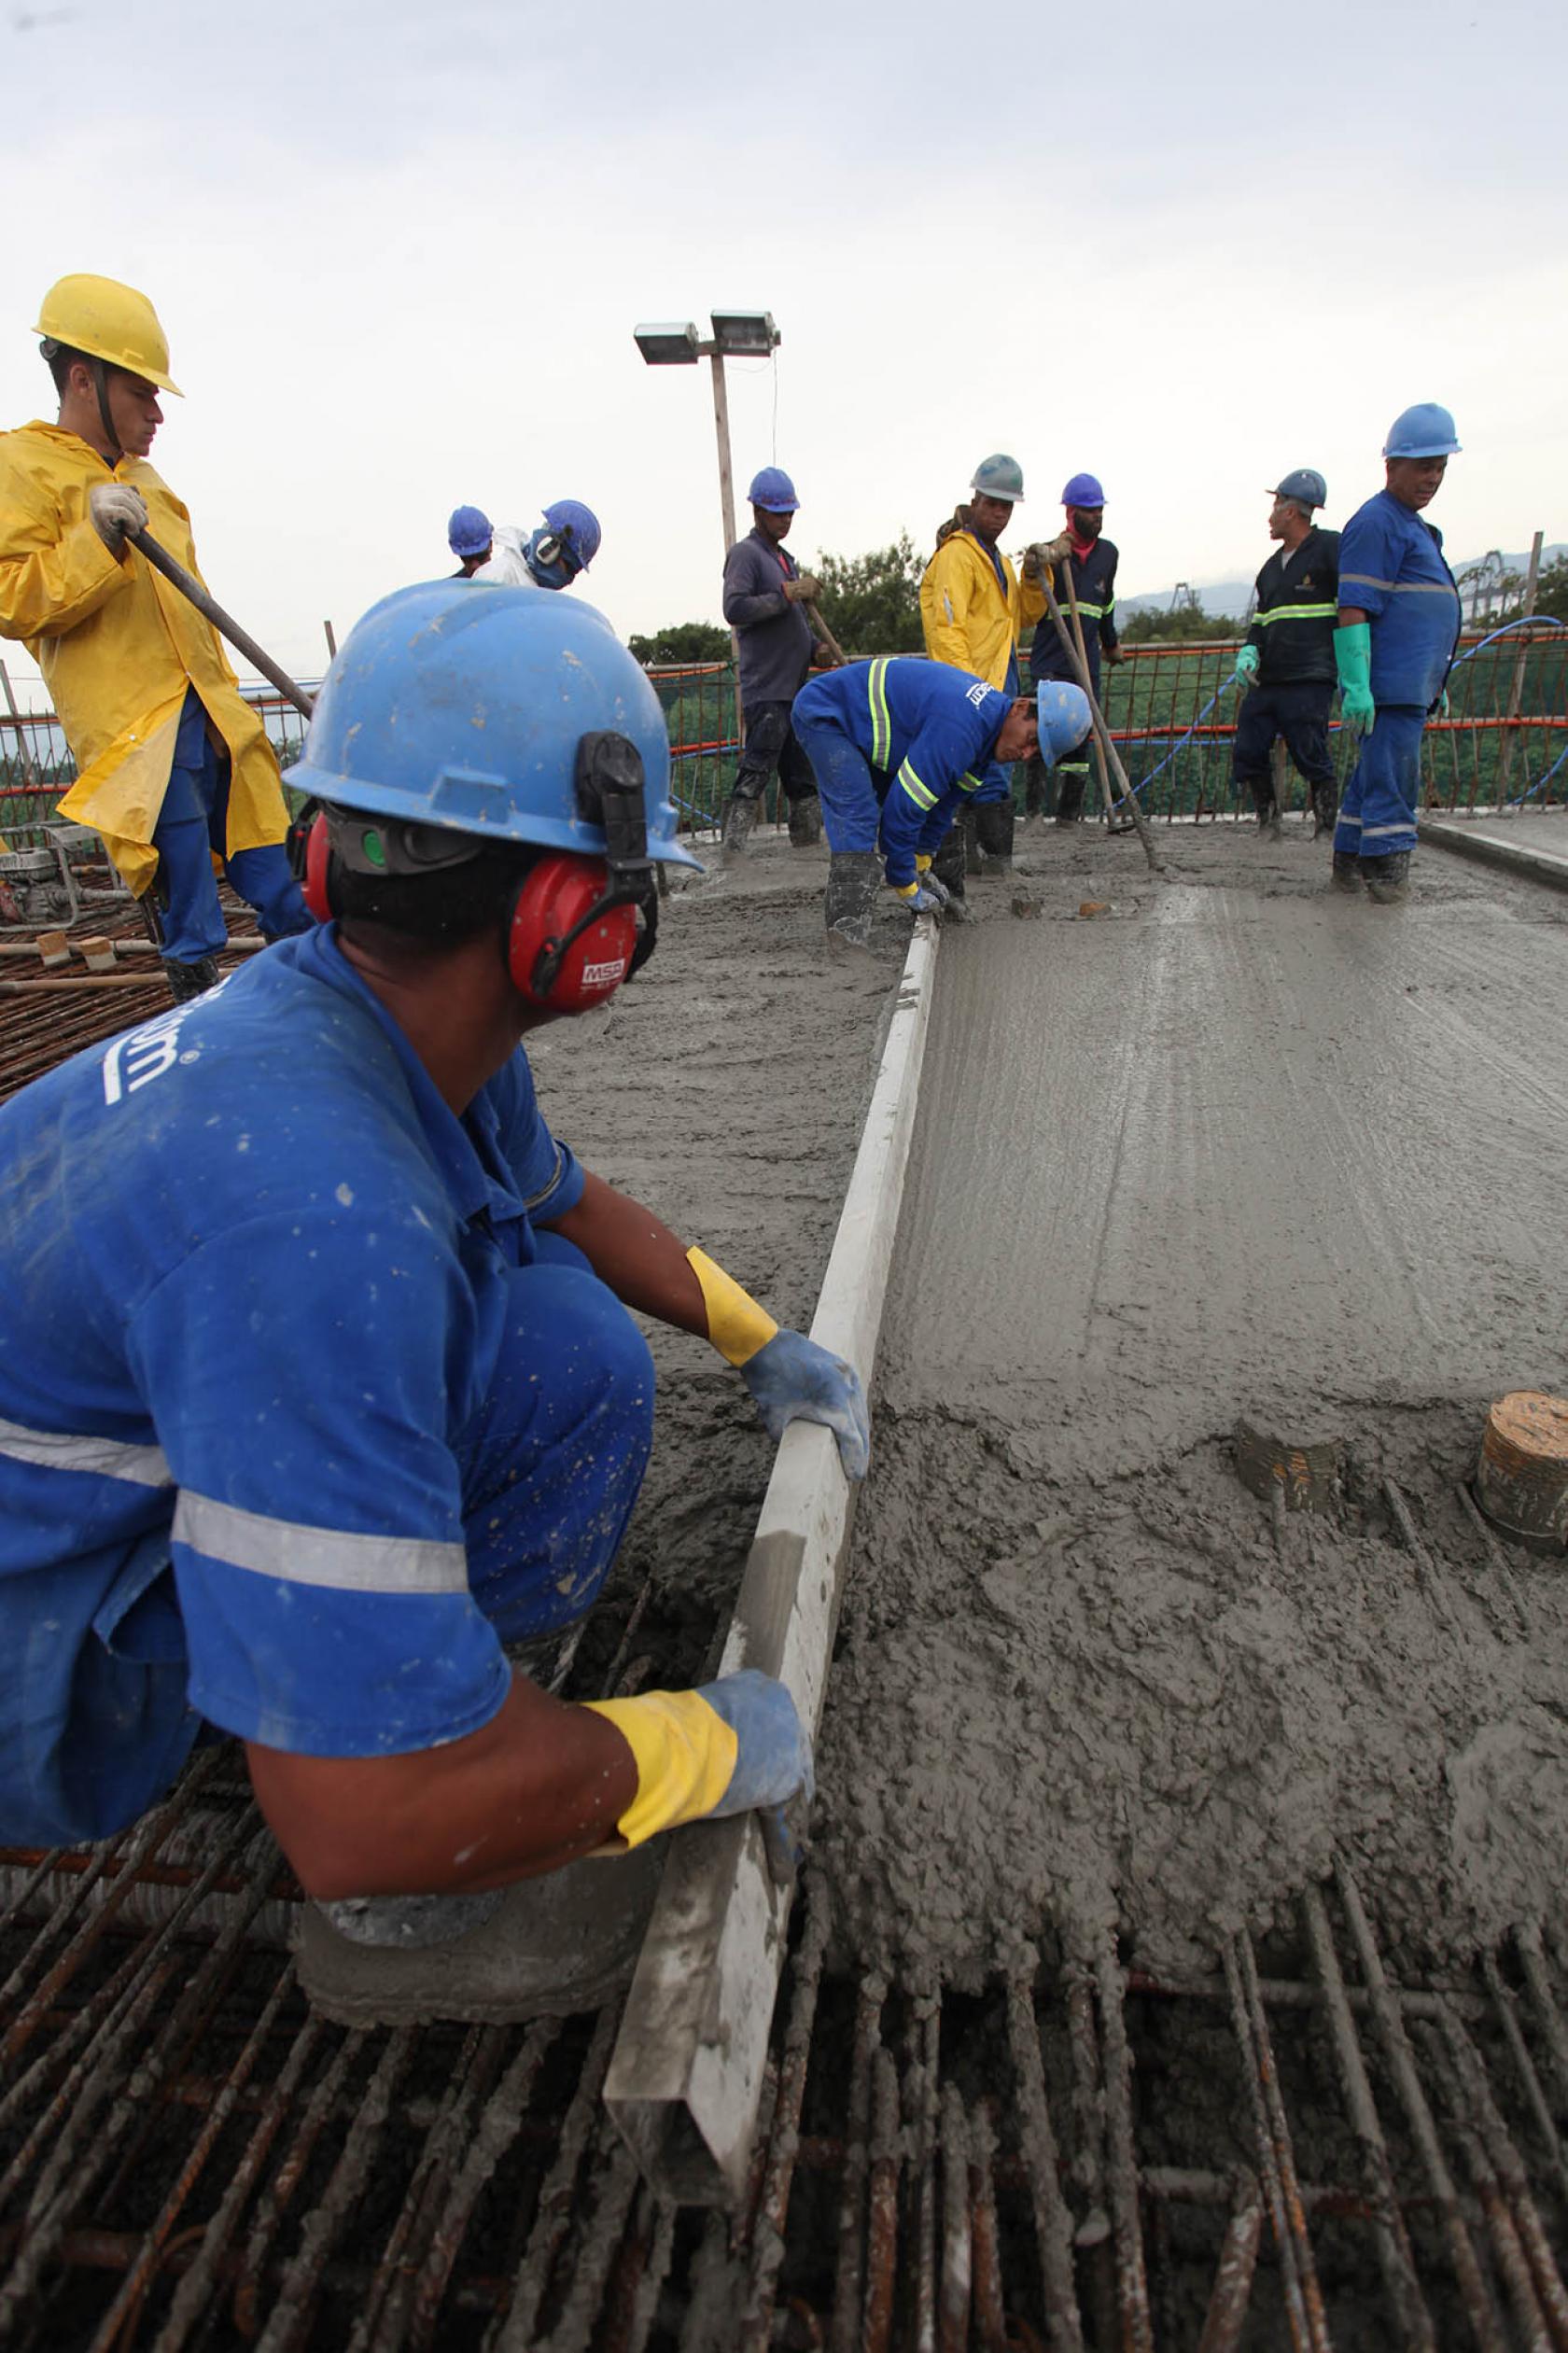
3;1855;1564;2348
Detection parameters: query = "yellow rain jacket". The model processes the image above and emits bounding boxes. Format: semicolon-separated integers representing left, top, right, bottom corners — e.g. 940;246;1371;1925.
919;528;1045;692
0;422;290;894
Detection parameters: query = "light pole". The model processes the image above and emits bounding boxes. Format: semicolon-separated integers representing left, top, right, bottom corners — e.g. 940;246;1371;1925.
633;311;780;564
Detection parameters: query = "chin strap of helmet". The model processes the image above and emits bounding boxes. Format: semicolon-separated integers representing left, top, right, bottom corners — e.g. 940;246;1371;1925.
530;732;658;993
40;337;122;465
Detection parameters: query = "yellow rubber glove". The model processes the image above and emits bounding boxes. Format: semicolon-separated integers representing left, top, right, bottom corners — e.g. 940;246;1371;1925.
686;1244;778;1367
582;1688;738;1848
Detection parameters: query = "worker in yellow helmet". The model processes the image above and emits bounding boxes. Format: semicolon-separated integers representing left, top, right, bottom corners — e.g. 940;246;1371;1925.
0;276;308;999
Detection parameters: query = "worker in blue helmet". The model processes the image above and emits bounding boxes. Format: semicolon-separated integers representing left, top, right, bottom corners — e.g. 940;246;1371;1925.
447;504;493;578
478;498;602;593
1021;472;1123;828
0;580;867;2020
918;455;1045;885
791;659;1089;950
718;465;835;863
1231;470;1340;840
1331;405;1463;903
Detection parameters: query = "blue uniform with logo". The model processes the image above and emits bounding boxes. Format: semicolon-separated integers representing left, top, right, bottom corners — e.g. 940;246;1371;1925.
0;924;653;1847
791;659;1012;887
1334;489;1462;861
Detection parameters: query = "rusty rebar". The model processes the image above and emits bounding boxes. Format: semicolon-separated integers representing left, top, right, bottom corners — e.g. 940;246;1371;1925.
1223;1930;1329;2353
1437;2006;1568;2349
738;1874;831;2348
1382;1478;1463;1636
1301;1881;1435;2346
1335;1862;1505;2350
487;2005;621;2350
910;1989;942;2353
1517;1924;1568;2117
1195;2174;1264;2353
1482;1950;1568;2219
825;1972;883;2353
1096;1936;1154;2353
967;2102;1010;2353
539;2136;644;2353
861;2047;901;2353
938;2083;972;2353
1002;1967;1085;2349
232;2028;369;2338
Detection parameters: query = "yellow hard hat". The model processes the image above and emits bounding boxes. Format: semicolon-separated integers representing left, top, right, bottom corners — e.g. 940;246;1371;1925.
33;273;182;396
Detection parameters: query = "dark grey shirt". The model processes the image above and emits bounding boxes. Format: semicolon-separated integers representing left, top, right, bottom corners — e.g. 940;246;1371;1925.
722;527;816;706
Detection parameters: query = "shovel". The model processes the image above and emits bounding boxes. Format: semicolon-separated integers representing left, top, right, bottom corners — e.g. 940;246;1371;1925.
129;527;315;719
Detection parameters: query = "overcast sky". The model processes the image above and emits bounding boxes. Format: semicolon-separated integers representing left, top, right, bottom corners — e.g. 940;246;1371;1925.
2;0;1563;693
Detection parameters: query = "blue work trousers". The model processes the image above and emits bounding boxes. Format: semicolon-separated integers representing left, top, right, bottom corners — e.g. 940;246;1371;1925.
154;693;310;961
790;718;887;856
1334;706;1425;861
0;1246;654;1848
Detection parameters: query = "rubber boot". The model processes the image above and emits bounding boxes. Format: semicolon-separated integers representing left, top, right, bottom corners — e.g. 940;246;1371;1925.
1331;851;1363;892
1311;782;1339;836
162;954;221;1003
823;849;880;952
961;806;982;876
975;801;1015;874
1362;850;1412;904
787;792;822;848
1252;785;1282;840
1021;753;1047;826
721;793;759;866
1055;775;1086;826
930;828;966;906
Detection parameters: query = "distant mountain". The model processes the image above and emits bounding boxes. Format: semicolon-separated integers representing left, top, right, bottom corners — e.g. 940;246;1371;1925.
1121;543;1565;625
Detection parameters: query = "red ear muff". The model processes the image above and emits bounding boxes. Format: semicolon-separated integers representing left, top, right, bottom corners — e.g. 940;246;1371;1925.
301;812;334;923
509;854;637;1012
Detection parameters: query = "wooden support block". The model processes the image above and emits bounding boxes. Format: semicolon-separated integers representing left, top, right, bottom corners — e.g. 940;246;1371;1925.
77;935;117;972
1477;1392;1568;1555
36;929;71;968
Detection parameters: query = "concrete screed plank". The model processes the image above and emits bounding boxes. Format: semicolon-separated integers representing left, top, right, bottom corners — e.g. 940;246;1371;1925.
604;919;941;2206
885;879;1568;1478
1421;812;1568;896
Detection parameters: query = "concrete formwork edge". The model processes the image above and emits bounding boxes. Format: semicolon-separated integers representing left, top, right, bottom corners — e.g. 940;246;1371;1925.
604;920;942;2206
1419;815;1568;894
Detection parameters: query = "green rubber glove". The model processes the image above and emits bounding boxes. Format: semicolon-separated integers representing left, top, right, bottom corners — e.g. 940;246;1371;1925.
1335;623;1375;735
1235;645;1260;687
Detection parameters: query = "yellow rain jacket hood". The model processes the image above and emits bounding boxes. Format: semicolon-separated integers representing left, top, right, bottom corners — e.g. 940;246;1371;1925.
0;422;290;893
919;527;1044;691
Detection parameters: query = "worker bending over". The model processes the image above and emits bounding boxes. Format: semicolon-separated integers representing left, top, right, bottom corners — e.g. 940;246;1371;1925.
1333;405;1463;903
0;275;309;1001
1022;472;1122;827
477;498;601;592
792;658;1090;950
447;505;493;577
719;467;831;862
0;582;864;2011
919;455;1044;883
1232;470;1340;839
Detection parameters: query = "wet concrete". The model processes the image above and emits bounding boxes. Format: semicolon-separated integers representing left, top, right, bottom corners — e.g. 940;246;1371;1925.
816;825;1568;1985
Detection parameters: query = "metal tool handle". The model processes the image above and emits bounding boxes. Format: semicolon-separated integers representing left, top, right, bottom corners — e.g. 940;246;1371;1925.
129;528;315;720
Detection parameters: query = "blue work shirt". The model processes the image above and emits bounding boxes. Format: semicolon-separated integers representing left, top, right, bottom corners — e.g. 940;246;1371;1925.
1337;488;1462;711
0;923;585;1845
793;658;1011;887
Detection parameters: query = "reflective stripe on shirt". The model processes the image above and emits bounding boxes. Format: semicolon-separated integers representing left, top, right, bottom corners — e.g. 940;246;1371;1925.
1340;574;1458;597
1256;603;1337;626
0;1414;172;1489
866;660;893;767
174;1491;469;1596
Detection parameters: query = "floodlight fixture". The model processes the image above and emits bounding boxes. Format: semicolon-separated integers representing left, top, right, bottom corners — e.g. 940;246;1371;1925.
634;321;701;367
709;309;779;357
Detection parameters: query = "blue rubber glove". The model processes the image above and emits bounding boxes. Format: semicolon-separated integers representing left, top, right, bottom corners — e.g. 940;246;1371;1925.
892;879;945;915
912;864;952;909
698;1670;814;1816
740;1327;871;1479
1235;645;1260;686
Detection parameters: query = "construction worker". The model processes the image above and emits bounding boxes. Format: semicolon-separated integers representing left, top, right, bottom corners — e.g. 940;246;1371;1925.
447;505;493;578
792;658;1091;950
0;581;863;2011
718;466;830;863
0;275;309;1001
1022;473;1122;827
1333;404;1463;903
919;455;1044;881
1232;471;1341;838
478;499;601;592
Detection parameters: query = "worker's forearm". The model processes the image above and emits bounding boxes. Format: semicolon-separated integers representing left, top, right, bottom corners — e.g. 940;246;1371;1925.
722;590;789;628
245;1670;639;1898
541;1168;707;1334
1337;606;1370;629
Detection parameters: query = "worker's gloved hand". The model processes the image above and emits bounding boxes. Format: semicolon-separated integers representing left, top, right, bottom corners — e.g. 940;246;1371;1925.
1235;645;1261;686
581;1671;811;1848
1435;689;1450;719
892;877;945;916
1102;645;1126;665
741;1328;870;1478
1040;533;1074;568
912;855;951;907
784;573;822;604
1020;545;1043;581
1335;622;1375;735
89;483;149;553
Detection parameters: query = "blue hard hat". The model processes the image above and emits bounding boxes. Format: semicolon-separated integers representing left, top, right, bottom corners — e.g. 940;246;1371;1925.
748;466;799;512
1036;679;1094;766
540;498;601;573
1061;472;1106;509
289;581;701;868
970;453;1025;503
447;503;492;557
1271;469;1326;509
1383;403;1462;459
